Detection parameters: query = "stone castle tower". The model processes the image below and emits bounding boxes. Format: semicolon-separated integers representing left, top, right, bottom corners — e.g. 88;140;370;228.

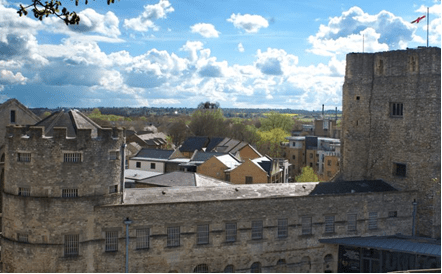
1;110;125;272
341;47;441;238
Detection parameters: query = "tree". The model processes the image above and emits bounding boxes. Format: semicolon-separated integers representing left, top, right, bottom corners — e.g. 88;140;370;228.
17;0;118;25
260;112;295;133
168;118;191;146
188;109;225;137
255;128;287;158
295;166;319;183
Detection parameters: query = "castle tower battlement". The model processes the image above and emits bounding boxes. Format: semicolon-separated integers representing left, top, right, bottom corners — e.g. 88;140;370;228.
2;110;126;272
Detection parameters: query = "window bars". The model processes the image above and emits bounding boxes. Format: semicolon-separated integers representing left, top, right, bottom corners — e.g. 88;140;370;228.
64;234;79;256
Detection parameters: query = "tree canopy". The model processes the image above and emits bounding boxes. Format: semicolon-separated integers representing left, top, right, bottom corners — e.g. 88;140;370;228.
188;109;225;137
260;112;295;133
295;166;319;183
17;0;118;25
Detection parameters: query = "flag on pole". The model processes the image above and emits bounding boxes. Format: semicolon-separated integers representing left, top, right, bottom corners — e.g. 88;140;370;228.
411;15;426;24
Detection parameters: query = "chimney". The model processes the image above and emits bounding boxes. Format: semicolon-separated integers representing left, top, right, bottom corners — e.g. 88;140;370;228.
335;107;338;121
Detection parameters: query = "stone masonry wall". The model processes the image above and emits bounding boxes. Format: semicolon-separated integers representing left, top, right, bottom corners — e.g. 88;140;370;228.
2;188;415;272
2;125;125;273
342;47;441;237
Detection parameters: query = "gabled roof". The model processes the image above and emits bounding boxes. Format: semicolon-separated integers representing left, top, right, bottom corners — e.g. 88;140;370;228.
215;154;241;169
251;156;273;175
179;136;210;152
134;148;174;160
205;137;226;152
35;109;101;137
191;151;226;163
0;98;41;123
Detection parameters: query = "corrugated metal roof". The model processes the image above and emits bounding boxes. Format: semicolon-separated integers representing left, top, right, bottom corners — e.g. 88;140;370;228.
320;236;441;257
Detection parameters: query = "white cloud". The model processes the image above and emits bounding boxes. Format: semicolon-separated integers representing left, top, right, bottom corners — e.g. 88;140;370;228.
238;43;245;52
255;48;298;76
0;70;27;85
124;0;174;32
190;23;220;38
308;6;417;56
227;13;269;33
151;99;180;105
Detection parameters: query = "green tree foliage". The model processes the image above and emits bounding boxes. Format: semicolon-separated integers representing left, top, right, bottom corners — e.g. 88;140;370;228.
295;166;319;182
260;112;295;132
168;118;191;146
188;109;225;137
17;0;118;25
255;128;287;158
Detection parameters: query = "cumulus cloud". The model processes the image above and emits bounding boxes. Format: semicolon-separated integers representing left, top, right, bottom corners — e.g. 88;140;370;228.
308;6;417;56
124;0;174;32
255;48;298;76
238;43;245;52
69;9;120;38
227;13;269;33
0;70;27;85
190;23;220;38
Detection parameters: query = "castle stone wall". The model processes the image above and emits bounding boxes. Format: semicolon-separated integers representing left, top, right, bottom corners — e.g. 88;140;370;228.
342;47;441;237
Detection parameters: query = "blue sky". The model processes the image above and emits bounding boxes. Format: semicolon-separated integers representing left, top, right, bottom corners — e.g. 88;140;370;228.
0;0;440;110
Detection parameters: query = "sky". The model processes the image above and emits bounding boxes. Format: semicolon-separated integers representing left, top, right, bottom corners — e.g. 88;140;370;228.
0;0;440;110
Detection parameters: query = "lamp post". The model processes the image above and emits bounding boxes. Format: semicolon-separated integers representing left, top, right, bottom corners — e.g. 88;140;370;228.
124;217;133;273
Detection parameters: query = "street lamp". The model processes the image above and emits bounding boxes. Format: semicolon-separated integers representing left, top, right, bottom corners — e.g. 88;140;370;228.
124;217;133;273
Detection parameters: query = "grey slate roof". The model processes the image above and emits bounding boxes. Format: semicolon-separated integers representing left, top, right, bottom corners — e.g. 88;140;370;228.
179;136;209;152
308;180;397;195
191;151;226;162
123;180;398;205
205;137;226;152
319;235;441;257
134;148;174;160
35;109;102;137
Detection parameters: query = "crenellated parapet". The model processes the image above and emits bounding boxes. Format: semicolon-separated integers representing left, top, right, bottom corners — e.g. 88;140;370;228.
6;125;125;143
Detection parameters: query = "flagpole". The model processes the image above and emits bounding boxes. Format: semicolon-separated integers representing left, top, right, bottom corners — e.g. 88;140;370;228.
427;7;429;47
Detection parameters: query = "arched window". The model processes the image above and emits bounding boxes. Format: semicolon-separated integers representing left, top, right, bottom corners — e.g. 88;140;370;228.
251;262;261;273
224;265;234;273
324;254;334;273
193;264;209;273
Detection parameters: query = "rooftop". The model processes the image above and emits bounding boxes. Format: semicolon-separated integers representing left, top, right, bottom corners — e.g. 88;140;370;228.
123;179;398;205
135;171;231;188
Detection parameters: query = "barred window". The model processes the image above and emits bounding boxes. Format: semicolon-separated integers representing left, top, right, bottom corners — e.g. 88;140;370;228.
109;185;118;194
226;223;237;243
277;218;288;238
251;220;263;240
301;216;312;235
17;153;31;162
224;265;234;273
136;162;141;168
193;264;209;273
62;188;78;198
197;224;209;245
18;187;30;197
105;231;118;252
390;102;403;117
325;216;335;233
64;234;79;256
167;226;180;247
18;233;28;243
64;153;82;163
136;228;149;249
368;212;378;230
388;211;398;218
347;214;357;231
245;176;253;184
150;163;156;169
